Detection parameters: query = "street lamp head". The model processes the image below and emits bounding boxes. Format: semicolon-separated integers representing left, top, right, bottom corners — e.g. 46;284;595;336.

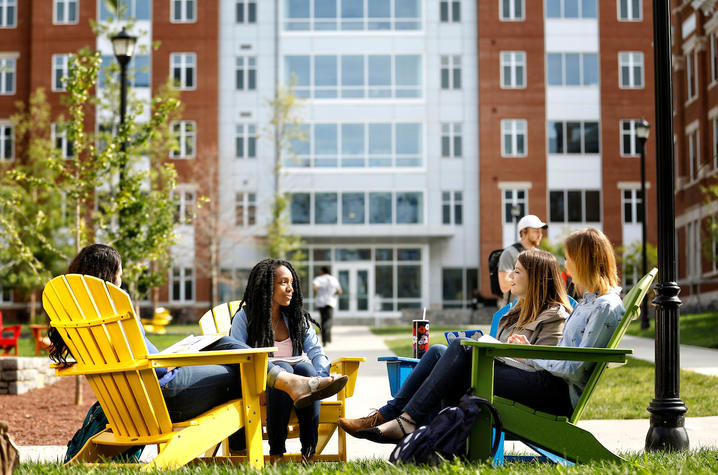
636;119;651;143
111;27;137;66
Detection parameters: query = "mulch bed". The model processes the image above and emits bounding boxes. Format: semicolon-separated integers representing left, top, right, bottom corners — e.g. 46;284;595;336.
0;377;96;446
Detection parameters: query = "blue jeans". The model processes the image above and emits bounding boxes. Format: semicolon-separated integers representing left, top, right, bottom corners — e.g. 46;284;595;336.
378;344;447;421
403;338;573;425
266;361;320;456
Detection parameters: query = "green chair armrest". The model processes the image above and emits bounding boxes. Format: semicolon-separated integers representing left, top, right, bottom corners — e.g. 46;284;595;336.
459;341;631;364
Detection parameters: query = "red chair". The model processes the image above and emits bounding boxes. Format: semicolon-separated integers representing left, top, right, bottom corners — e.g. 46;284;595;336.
0;311;22;355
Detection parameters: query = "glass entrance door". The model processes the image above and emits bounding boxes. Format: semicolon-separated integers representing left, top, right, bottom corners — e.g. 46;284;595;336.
336;264;372;314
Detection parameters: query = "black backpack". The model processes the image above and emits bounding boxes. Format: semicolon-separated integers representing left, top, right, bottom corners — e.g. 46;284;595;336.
65;402;142;463
488;242;524;298
389;392;502;465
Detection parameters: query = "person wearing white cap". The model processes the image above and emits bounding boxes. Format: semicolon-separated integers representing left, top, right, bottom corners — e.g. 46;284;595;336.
498;214;548;305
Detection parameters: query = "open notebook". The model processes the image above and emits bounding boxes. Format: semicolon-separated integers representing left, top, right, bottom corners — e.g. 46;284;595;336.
159;334;223;354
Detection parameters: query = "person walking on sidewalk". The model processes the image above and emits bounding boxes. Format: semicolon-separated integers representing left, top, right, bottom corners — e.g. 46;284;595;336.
313;266;342;345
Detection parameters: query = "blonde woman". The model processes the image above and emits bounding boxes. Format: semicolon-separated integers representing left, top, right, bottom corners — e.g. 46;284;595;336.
352;228;624;444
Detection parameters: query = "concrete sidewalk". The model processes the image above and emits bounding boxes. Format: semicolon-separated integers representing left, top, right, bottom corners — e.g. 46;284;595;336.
17;324;718;463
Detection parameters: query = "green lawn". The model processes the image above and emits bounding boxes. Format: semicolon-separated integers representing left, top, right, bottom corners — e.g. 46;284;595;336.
627;312;718;349
15;449;718;474
382;338;718;419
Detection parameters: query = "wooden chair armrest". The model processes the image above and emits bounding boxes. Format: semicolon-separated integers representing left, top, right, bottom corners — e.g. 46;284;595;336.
1;325;22;336
459;341;632;364
330;357;365;398
147;347;277;367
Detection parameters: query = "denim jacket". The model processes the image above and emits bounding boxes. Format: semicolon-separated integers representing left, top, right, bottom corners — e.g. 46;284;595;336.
230;308;330;377
529;287;624;407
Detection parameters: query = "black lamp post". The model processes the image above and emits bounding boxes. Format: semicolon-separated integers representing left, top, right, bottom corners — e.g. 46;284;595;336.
111;27;137;188
645;0;689;452
635;119;650;330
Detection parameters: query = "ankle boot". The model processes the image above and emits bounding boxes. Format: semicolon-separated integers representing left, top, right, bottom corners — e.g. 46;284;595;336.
338;410;386;436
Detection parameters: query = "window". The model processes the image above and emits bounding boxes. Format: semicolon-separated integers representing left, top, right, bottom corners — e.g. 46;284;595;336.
442;268;478;308
619;52;644;89
0;0;16;27
620;119;641;156
52;123;74;158
236;0;256;23
546;52;598;86
235;124;257;158
283;0;421;31
0;284;11;303
171;53;196;90
686;50;698;100
173;189;195;224
171;267;194;302
685;220;701;279
290;191;424;225
441;122;462;158
618;0;641;21
439;0;460;22
500;0;524;21
546;0;596;18
548;120;599;154
442;191;463;225
235;192;256;226
441;55;461;90
54;0;79;24
713;118;718;170
171;0;195;22
711;33;718;84
501;51;526;88
549;189;601;223
100;0;150;20
171;121;196;158
688;129;699;181
236;56;257;91
502;189;527;224
0;57;14;94
286;122;423;168
219;268;250;303
0;124;13;160
52;54;69;91
99;55;150;88
501;119;527;157
622;189;643;224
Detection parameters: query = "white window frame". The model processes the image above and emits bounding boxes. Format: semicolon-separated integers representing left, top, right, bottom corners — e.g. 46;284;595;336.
0;0;16;28
171;121;196;159
618;51;644;89
620;119;640;157
439;0;461;23
501;188;528;224
52;123;74;158
0;56;15;94
500;0;524;21
171;53;196;90
710;32;717;85
440;122;462;158
617;0;641;21
52;54;69;92
173;188;195;225
236;56;257;91
235;192;257;227
235;123;257;159
621;188;643;224
236;0;257;24
686;50;698;101
171;0;196;23
500;51;526;89
54;0;79;24
0;123;13;161
501;119;527;157
688;128;700;182
170;266;195;302
441;190;463;225
440;55;462;90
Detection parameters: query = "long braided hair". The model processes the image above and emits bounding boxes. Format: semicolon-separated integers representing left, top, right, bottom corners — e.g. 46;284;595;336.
240;258;321;355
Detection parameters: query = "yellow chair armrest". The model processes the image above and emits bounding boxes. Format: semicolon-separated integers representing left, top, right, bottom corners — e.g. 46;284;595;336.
147;347;277;368
330;357;365;398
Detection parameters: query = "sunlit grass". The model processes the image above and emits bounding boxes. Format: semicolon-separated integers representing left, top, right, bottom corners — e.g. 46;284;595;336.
627;312;718;349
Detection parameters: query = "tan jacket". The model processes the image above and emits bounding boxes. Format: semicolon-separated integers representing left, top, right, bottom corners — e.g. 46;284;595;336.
496;304;568;346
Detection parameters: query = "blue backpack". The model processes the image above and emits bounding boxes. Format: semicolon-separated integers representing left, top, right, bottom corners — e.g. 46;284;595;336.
65;402;142;463
389;392;502;465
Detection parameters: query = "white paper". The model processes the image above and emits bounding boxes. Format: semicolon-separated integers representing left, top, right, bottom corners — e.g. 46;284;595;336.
158;334;222;354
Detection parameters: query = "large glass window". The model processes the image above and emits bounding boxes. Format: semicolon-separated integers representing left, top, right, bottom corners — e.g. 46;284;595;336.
0;124;13;161
549;189;601;223
501;51;526;88
619;51;644;89
0;57;15;94
501;119;527;157
396;192;423;224
546;52;598;86
100;0;150;20
290;193;311;224
99;55;150;88
284;0;421;31
369;192;392;224
548;120;599;154
290;191;423;224
442;268;478;308
342;192;365;224
546;0;596;18
315;192;338;224
171;53;196;90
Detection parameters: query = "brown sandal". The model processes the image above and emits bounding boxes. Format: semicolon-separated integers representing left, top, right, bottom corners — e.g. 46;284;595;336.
293;374;349;409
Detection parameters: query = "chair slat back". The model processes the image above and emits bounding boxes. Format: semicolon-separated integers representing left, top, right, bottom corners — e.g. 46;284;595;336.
569;268;657;423
42;274;173;438
199;300;240;336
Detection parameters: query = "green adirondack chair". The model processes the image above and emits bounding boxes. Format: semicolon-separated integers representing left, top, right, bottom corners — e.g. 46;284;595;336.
461;268;658;464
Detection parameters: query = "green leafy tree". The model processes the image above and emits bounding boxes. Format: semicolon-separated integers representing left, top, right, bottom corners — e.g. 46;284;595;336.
617;241;658;286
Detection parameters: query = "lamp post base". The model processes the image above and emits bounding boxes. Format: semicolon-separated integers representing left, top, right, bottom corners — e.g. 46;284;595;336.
645;399;689;452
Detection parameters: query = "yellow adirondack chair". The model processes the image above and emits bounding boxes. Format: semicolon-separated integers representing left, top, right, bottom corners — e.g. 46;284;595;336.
199;301;364;462
42;275;274;471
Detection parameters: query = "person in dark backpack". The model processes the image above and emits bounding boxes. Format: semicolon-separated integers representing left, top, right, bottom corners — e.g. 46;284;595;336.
496;214;547;306
350;228;623;445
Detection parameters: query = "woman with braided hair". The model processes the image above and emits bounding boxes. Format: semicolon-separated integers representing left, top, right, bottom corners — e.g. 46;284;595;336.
230;258;346;462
